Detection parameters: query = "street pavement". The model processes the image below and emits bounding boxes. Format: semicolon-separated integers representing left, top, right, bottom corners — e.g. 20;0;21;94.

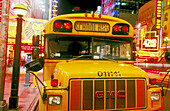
4;67;43;111
3;63;170;111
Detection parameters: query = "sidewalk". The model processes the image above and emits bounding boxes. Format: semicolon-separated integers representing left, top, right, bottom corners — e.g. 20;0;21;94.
4;67;43;111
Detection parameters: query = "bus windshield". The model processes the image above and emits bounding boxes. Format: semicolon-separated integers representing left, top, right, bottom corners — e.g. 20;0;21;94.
46;35;131;60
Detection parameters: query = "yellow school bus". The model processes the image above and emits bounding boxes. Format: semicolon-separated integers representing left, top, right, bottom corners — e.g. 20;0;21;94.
26;13;165;111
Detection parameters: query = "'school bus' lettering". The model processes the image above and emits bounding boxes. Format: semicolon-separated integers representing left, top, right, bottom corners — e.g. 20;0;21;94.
74;21;110;32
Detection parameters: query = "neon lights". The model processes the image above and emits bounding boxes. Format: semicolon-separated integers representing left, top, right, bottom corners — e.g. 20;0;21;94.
155;0;162;30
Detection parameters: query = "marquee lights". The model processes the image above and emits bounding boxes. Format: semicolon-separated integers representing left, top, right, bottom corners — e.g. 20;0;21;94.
155;0;162;30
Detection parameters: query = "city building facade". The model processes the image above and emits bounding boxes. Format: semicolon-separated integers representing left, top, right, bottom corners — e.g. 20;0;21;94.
103;0;151;26
162;0;170;50
135;0;169;63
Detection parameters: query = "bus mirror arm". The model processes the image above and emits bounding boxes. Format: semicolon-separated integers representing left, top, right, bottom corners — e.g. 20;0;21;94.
42;90;47;103
28;71;47;103
28;71;46;87
160;85;164;96
160;69;170;96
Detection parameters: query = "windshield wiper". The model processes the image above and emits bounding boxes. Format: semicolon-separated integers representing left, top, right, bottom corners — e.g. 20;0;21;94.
66;55;118;63
102;57;118;63
66;55;92;62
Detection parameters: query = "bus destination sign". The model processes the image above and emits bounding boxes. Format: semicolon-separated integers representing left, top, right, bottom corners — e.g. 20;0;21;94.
75;21;110;33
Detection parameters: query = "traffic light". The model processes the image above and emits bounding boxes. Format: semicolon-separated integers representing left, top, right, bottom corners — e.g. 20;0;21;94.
32;35;39;46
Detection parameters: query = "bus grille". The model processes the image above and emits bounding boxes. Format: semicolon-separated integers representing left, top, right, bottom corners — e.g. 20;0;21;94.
69;78;146;110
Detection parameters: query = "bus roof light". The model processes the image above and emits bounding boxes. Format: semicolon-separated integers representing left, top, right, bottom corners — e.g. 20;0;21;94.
113;25;120;32
92;13;94;18
54;22;62;29
85;13;87;17
99;14;101;18
64;22;71;29
122;26;129;32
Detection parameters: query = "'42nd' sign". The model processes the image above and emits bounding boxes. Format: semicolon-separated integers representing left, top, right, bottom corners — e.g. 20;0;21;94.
141;31;159;50
143;39;157;48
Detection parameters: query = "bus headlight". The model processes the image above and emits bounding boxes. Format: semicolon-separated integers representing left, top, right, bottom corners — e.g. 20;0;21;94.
48;96;61;105
151;93;160;101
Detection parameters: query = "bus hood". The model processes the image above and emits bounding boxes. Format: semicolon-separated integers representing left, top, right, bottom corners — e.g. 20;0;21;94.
54;61;148;80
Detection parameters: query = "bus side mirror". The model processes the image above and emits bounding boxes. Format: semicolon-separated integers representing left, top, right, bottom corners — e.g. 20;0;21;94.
25;57;44;72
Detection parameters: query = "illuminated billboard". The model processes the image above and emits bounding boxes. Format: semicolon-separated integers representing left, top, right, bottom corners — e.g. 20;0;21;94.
8;17;47;53
8;16;48;43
